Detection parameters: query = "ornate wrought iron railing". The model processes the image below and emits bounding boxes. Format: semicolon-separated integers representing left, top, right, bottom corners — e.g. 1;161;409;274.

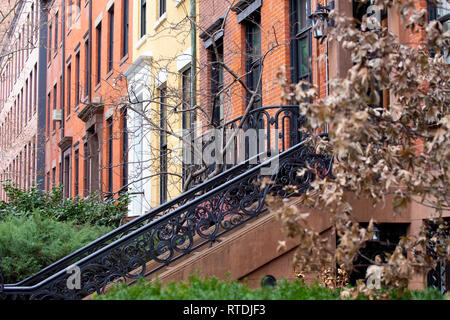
186;105;307;187
0;138;331;300
2;105;304;289
0;105;332;300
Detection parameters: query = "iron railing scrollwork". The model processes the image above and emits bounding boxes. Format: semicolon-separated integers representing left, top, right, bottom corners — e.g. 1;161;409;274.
0;105;332;300
186;105;307;187
1;105;304;290
1;140;332;300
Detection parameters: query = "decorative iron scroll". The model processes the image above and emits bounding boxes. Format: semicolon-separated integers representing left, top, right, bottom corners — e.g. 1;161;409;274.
1;138;332;300
4;105;305;290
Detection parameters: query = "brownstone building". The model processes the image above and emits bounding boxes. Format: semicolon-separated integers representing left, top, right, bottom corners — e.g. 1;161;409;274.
193;0;449;291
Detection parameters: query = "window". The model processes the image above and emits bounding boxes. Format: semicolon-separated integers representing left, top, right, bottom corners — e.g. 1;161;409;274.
107;118;113;194
84;37;90;97
31;3;35;43
426;218;450;294
67;62;72;115
122;108;128;190
24;81;29;123
429;1;450;63
74;149;79;196
52;167;56;188
210;38;224;124
33;64;37;114
244;13;262;108
48;23;52;60
290;0;311;83
96;23;102;85
346;223;409;286
46;171;50;191
84;142;90;196
159;0;166;18
108;6;114;72
68;0;73;29
181;68;194;184
140;0;147;38
63;152;71;198
159;87;168;204
60;75;63;125
75;52;80;105
53;83;57;130
122;0;129;57
55;12;59;50
47;93;51;135
182;68;193;132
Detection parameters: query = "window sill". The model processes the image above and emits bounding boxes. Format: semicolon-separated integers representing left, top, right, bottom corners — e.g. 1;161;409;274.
105;70;113;80
94;82;101;92
153;13;167;31
175;0;185;7
120;54;129;67
135;35;148;50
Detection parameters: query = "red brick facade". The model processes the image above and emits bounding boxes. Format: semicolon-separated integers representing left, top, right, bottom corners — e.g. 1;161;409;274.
197;0;293;126
45;0;132;199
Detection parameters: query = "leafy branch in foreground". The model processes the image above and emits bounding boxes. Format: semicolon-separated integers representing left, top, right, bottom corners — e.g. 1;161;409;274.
0;180;129;227
271;0;449;298
93;274;446;300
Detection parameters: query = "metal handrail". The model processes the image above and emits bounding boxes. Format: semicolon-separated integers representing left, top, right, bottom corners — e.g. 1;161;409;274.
1;137;332;299
9;150;265;288
1;105;306;292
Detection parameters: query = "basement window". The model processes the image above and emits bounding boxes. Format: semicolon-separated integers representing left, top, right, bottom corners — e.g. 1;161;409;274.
425;218;450;294
343;223;409;286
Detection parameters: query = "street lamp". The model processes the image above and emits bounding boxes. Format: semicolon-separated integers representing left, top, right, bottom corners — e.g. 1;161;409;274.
372;225;380;241
309;1;335;39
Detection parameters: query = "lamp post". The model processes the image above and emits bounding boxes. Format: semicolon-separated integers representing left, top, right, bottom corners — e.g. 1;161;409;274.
372;225;380;241
309;1;335;40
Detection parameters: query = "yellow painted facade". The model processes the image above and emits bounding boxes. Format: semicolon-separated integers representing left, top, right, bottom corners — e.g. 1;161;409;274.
129;0;193;210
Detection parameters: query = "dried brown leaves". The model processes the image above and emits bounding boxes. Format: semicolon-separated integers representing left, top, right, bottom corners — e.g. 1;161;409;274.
273;0;450;298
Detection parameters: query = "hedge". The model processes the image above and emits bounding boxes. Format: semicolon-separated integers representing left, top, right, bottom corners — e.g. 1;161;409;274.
93;275;446;300
0;181;128;227
0;214;112;283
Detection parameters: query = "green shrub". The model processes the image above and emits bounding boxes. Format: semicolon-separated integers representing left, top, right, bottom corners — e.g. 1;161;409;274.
94;275;341;300
93;275;446;300
0;181;128;227
0;214;113;283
